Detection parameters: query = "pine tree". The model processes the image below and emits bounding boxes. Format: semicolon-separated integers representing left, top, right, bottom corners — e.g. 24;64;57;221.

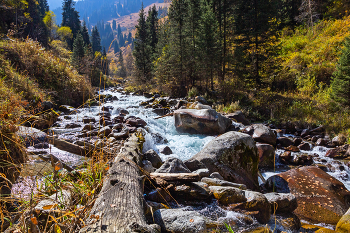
91;26;102;53
38;0;49;18
81;20;90;46
133;3;152;82
61;0;81;49
331;37;350;106
146;5;159;55
112;19;117;30
72;31;85;68
114;40;120;53
117;24;122;36
118;50;127;77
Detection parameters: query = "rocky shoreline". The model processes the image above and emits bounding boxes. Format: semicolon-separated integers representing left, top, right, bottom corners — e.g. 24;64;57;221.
12;87;350;232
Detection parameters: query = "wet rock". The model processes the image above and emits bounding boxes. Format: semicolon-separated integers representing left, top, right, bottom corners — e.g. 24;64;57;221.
125;118;138;126
83;117;96;124
298;142;311;151
336;207;350;233
285;145;300;152
316;138;329;146
160;146;173;155
143;149;163;169
113;115;124;123
147;188;172;204
41;101;54;111
243;124;277;146
293;153;313;165
33;142;49;149
279;151;292;164
143;92;153;98
155;157;191;173
262;166;350;225
153;108;169;116
151;132;168;144
116;107;129;116
264;192;297;213
301;129;310;138
98;126;112;137
256;143;275;169
174;109;231;135
195;96;207;104
201;177;247;189
261;175;290;193
65;123;81;129
97;111;111;118
239;191;271;224
209;186;246;205
136;118;147;127
325;146;348;159
209;172;224;180
175;100;188;109
189;101;212;110
16;126;48;146
101;106;113;112
277;213;301;232
173;182;211;201
143;160;156;173
185;131;259;190
226;111;250;125
59;105;75;114
82;123;96;131
293;138;303;146
111;127;129;140
332;135;347;146
32;118;51;130
192;169;210;178
277;137;294;147
112;123;123;130
154;209;207;233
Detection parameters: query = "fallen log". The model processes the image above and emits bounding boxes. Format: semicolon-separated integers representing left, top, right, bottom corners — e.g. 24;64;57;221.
80;133;160;233
150;173;200;182
154;112;174;120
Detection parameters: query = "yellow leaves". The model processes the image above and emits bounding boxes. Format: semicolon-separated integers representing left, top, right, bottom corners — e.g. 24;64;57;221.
31;217;38;225
43;204;58;210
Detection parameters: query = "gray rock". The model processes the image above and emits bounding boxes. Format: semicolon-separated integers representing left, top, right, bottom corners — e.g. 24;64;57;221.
154;209;207;233
201;177;247;189
209;172;224;180
195;96;207;104
240;191;271;224
111;127;129;140
192;169;210;178
175;100;188;110
83;117;96;124
277;137;294;147
155;157;191;173
189;102;212;110
209;186;246;205
256;143;275;169
226;111;250;125
98;126;112;137
143;149;163;169
82;123;96;131
160;146;173;155
298;142;311;151
264;192;297;213
185;131;259;190
41;101;54;110
174;109;232;135
174;182;211;201
332;135;347;146
243;124;277;145
142;160;156;173
16;126;48;146
65;123;81;129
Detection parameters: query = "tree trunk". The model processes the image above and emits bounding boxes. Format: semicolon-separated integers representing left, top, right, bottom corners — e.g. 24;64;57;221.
80;133;160;233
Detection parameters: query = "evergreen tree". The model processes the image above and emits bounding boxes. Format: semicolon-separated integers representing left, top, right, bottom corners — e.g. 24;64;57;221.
331;37;350;106
81;20;90;46
61;0;81;49
146;5;159;55
117;24;122;36
133;3;152;82
72;31;85;68
114;40;120;53
127;32;132;44
91;26;102;53
118;50;127;77
112;19;117;30
38;0;49;18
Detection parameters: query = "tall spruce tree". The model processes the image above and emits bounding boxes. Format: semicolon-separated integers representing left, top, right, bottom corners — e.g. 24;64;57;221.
146;5;159;55
133;3;151;82
81;20;90;46
118;50;127;77
91;26;102;53
62;0;81;49
330;37;350;106
71;32;85;68
114;40;120;53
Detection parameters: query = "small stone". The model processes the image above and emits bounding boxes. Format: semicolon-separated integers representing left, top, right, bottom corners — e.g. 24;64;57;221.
160;146;173;155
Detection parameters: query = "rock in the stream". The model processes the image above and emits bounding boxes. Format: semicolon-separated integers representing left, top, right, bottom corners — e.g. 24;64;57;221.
298;142;311;151
155;157;191;173
277;137;294;147
154;209;207;233
142;160;156;173
332;135;347;146
256;143;275;169
209;186;246;205
262;166;350;225
276;213;301;232
16;126;48;146
111;127;129;140
192;169;210;178
325;146;349;159
209;172;224;180
82;123;96;131
237;191;271;224
65;123;81;129
83;117;96;124
189;102;212;110
264;192;297;213
174;109;232;135
243;124;277;146
143;149;163;169
226;111;250;125
173;182;211;201
201;177;247;189
185;131;259;190
336;207;350;233
160;146;173;155
195;96;207;104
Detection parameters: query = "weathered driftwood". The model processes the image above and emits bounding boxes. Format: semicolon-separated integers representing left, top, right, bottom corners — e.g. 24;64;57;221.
150;173;200;182
39;154;74;172
48;137;114;157
80;133;160;233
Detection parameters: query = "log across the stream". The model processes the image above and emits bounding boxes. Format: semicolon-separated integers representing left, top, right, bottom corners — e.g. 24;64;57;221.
80;133;160;233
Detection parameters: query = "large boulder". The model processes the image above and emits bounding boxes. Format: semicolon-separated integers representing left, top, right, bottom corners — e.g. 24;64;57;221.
243;124;277;145
262;166;350;225
226;111;250;125
256;143;275;168
185;131;259;190
143;149;163;169
16;126;48;146
154;209;207;233
209;186;246;205
174;109;231;135
336;207;350;233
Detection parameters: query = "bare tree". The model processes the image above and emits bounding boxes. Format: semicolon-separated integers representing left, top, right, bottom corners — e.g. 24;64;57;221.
295;0;319;29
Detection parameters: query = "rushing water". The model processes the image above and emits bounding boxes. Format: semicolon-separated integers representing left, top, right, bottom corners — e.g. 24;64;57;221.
15;88;350;232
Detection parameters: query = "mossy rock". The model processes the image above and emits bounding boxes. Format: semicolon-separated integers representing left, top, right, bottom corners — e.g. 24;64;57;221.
336;208;350;233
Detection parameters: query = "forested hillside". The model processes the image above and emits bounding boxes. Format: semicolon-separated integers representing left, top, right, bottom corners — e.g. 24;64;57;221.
131;0;350;135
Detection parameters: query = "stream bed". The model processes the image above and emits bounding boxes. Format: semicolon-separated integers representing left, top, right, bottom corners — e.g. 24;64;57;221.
13;88;350;232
